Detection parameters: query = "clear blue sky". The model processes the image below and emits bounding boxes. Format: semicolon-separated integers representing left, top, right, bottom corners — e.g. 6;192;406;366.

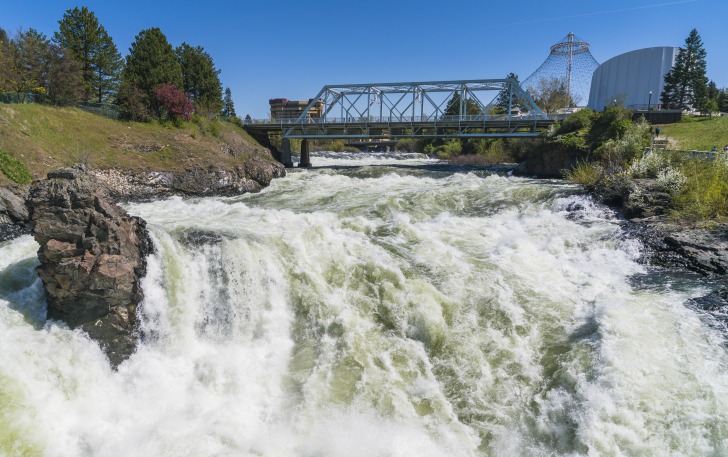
1;0;725;118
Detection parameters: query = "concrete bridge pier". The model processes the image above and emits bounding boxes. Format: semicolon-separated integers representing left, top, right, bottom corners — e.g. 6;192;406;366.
299;139;312;167
280;138;294;168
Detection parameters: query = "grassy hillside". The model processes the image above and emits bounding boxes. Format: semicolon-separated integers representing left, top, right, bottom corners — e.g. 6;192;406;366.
0;104;273;186
655;115;728;151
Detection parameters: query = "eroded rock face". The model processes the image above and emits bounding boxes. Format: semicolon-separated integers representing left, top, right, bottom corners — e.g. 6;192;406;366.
0;185;30;241
90;158;286;201
28;165;153;366
623;220;728;277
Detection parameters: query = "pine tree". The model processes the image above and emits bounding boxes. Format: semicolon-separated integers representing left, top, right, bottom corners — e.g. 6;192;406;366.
0;28;13;91
53;6;123;103
444;90;482;117
120;28;182;118
13;28;51;93
176;43;223;114
719;88;728;113
46;44;84;105
222;87;236;117
494;73;522;114
660;28;708;110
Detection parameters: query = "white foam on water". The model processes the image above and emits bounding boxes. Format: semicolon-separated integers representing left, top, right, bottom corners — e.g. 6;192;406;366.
2;159;728;456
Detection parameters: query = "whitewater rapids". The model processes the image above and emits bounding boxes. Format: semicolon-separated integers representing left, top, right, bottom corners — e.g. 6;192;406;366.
1;151;728;456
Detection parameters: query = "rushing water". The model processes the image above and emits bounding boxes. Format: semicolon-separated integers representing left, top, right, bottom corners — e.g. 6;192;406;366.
2;151;728;456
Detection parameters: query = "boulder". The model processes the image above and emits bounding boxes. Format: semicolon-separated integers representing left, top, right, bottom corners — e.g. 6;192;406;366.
0;185;30;241
27;164;153;366
686;287;728;312
623;219;728;276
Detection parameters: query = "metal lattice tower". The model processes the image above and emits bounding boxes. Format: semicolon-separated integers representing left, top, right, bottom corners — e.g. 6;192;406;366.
522;32;599;107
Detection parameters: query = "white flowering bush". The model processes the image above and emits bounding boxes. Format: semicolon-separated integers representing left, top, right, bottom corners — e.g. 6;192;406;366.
716;151;728;170
627;151;668;178
655;167;687;194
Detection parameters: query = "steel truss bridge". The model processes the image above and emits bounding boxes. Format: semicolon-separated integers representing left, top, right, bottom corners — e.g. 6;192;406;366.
244;78;554;167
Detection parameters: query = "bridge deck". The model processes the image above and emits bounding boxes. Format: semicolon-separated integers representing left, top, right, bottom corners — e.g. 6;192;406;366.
245;117;553;139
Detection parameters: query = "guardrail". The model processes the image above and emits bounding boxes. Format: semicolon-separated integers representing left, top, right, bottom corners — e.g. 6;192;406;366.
245;113;547;126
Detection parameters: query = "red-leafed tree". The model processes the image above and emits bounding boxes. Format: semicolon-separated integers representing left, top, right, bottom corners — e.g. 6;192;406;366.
154;84;193;121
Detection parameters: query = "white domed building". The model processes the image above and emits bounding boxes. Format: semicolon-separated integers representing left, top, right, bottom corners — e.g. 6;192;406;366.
587;47;679;111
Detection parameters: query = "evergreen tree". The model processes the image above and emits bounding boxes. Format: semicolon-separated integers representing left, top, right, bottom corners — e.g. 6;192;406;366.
718;88;728;113
494;73;524;114
53;6;123;103
0;27;13;91
13;28;51;93
222;87;236;117
444;90;482;117
46;44;84;105
120;28;182;118
706;80;720;101
176;43;223;114
660;28;708;110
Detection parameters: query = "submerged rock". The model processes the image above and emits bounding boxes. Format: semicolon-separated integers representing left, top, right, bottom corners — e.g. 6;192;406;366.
27;164;153;366
687;287;728;312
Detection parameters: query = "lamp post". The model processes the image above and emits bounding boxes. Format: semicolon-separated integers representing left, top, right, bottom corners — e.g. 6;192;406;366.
648;91;652;111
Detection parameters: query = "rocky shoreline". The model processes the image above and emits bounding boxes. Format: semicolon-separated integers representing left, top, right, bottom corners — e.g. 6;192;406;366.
0;158;285;367
1;160;726;366
90;157;285;201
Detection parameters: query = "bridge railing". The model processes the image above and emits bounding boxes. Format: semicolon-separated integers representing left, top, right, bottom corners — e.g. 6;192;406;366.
245;113;548;126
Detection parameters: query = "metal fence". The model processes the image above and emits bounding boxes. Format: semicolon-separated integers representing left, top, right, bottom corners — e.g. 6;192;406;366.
78;102;123;119
0;92;127;120
0;92;50;104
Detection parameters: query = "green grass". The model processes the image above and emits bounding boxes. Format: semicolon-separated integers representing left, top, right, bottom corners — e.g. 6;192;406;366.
563;160;601;186
0;149;32;184
656;115;728;151
673;158;728;220
0;104;272;183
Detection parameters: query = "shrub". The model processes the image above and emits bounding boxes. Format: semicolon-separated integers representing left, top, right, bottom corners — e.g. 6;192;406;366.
627;151;668;178
227;116;244;129
395;138;417;152
0;150;33;185
655;167;687;194
209;119;221;136
436;140;462;158
587;105;634;148
558;108;594;134
154;84;193;121
594;117;651;167
118;78;150;121
563;160;602;187
554;132;588;151
673;157;728;219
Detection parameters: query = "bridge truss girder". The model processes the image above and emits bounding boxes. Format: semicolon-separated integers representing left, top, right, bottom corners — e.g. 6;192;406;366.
282;78;549;139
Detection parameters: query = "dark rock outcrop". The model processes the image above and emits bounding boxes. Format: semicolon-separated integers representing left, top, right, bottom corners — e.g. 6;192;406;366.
623;219;728;276
0;185;30;241
90;158;286;201
513;144;581;178
27;164;153;366
685;287;728;332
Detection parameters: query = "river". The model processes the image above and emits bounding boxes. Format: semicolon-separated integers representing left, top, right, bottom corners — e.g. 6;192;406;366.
1;151;728;456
